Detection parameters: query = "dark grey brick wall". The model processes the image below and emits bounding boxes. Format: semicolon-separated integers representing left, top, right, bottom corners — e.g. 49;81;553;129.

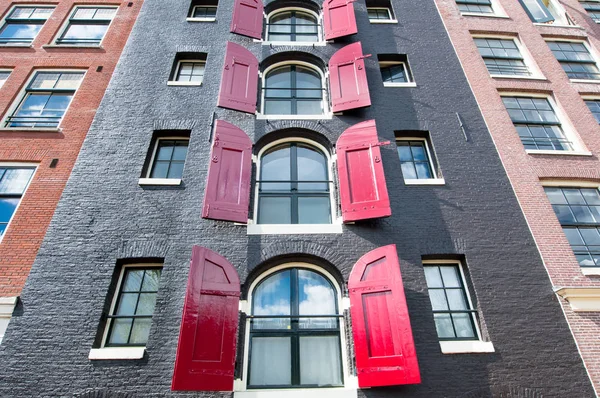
0;0;594;396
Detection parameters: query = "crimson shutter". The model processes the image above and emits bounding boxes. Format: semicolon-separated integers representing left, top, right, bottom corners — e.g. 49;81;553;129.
217;42;259;114
172;246;240;391
349;245;421;388
336;119;391;223
230;0;264;39
202;120;252;223
322;0;358;40
329;42;371;113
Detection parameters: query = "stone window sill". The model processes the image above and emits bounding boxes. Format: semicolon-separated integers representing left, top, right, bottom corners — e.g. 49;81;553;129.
88;347;145;360
234;388;357;398
0;127;61;133
186;17;216;22
555;286;600;311
138;178;182;186
247;223;342;235
439;340;495;354
526;150;592;156
582;267;600;276
383;82;417;87
369;19;398;24
167;81;202;86
461;12;509;18
404;178;445;185
42;44;103;50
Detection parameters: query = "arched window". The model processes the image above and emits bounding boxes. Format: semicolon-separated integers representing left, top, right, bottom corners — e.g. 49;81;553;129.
257;141;331;224
263;63;324;115
266;9;319;43
248;267;343;388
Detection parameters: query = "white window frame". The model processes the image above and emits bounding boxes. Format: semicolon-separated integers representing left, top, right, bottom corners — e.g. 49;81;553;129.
379;61;416;87
138;137;189;186
0;68;86;131
422;259;495;354
545;39;600;84
0;162;38;243
366;6;397;23
167;60;206;86
0;69;12;88
579;0;600;23
582;94;600;124
471;34;545;80
247;137;342;235
51;5;118;47
234;262;358;397
459;0;508;18
187;5;217;22
500;92;589;156
0;4;56;47
262;7;325;47
532;0;574;26
396;137;445;185
257;61;332;120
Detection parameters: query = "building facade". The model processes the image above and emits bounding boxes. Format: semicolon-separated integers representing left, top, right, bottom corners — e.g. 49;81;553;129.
436;0;600;393
0;0;595;397
0;0;142;343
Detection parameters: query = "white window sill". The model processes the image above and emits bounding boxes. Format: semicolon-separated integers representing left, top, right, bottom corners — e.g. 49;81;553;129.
260;41;327;47
0;127;61;133
247;223;343;235
186;17;216;22
570;79;600;84
167;81;203;86
582;267;600;276
0;297;17;317
0;44;33;48
460;12;509;18
383;82;417;87
490;74;547;81
533;22;582;29
234;389;357;398
526;149;592;156
138;178;182;186
555;287;600;311
439;340;495;354
369;19;398;24
404;178;445;185
42;44;103;49
88;347;145;360
256;114;332;120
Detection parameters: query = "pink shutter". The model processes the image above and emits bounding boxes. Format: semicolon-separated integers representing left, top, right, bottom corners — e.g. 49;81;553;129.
329;42;371;112
217;42;259;114
202;120;252;224
336;119;391;222
349;245;421;388
322;0;358;40
172;246;240;391
230;0;264;39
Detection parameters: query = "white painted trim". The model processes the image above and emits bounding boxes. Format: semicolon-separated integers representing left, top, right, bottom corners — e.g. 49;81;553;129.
247;223;342;235
262;41;327;46
186;17;216;22
234;389;358;398
167;81;202;86
255;114;332;120
0;69;12;88
0;127;60;132
0;4;55;46
138;178;182;186
265;7;324;44
526;150;593;156
0;297;17;317
189;5;217;20
88;347;145;360
369;19;398;24
404;178;446;185
582;267;600;276
571;79;600;84
396;137;439;179
555;287;600;311
439;340;495;354
383;82;417;87
52;5;119;47
170;60;205;85
366;6;394;22
145;137;189;179
540;180;600;188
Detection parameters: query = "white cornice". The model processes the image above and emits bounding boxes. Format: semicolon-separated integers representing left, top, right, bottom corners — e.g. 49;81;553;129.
554;287;600;312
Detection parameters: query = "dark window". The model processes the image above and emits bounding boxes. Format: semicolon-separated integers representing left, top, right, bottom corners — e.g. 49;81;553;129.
547;41;600;80
586;99;600;123
249;268;343;388
545;187;600;268
581;1;600;22
263;65;323;115
149;139;189;179
381;63;409;83
502;96;572;151
105;267;162;347
191;5;217;18
258;142;331;224
397;140;434;179
475;38;531;76
0;167;35;237
367;7;393;20
456;0;493;13
56;7;117;45
424;264;478;340
0;6;54;45
6;71;84;128
267;10;319;42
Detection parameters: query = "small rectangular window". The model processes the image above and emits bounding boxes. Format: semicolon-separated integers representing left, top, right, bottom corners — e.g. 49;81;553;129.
169;53;207;85
396;139;436;180
581;1;600;22
585;99;600;123
547;41;600;81
192;6;217;18
0;5;55;45
456;0;494;14
0;167;35;237
0;70;11;88
501;96;573;151
366;0;395;22
474;37;531;77
188;0;218;21
378;54;414;86
148;139;189;179
56;6;117;46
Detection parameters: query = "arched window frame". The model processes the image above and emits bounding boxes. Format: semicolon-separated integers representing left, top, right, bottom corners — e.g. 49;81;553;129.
236;263;356;393
264;7;325;46
257;61;332;120
247;137;342;235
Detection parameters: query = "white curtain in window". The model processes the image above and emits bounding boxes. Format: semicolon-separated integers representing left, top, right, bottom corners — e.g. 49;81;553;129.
299;336;342;386
250;337;291;385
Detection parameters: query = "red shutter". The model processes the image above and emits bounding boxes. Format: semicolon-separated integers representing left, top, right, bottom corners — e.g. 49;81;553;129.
349;245;421;388
230;0;264;39
322;0;358;40
202;120;252;224
329;42;371;113
172;246;241;391
336;119;391;223
217;42;259;114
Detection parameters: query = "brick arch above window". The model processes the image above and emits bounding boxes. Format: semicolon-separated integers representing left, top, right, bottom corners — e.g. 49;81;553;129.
254;127;333;156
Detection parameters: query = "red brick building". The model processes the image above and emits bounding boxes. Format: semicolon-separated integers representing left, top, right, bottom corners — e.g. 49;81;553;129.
437;0;600;392
0;0;141;342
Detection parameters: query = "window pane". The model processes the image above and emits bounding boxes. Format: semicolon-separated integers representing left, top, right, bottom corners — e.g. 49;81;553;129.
297;145;327;190
424;266;443;287
129;318;152;345
62;24;108;43
167;162;184;179
0;169;34;194
122;270;144;291
296;100;322;115
298;269;336;319
108;319;132;345
452;313;476;338
250;337;291;386
296;67;321;89
253;270;291;329
440;266;461;287
156;143;174;160
299;336;342;386
0;198;19;223
141;269;161;291
428;289;449;311
415;162;433;179
446;289;469;310
116;293;138;315
265;100;292;115
150;161;169;179
261;146;291;191
136;293;158;315
0;24;42;42
298;197;331;224
433;313;455;339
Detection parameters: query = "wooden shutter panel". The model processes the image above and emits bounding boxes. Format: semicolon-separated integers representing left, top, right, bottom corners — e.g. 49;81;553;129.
217;42;259;114
172;246;240;391
518;0;555;22
231;0;264;39
349;245;421;388
322;0;358;40
329;42;371;112
202;120;252;224
336;119;391;223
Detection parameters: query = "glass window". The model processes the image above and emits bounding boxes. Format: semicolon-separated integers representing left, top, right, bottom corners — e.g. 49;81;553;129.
520;0;556;22
258;142;331;224
0;167;35;237
501;96;572;151
191;5;217;18
380;63;410;84
0;6;54;45
5;71;85;128
367;7;393;20
585;99;600;123
456;0;494;14
105;266;162;347
249;268;343;388
263;65;323;115
581;1;600;22
174;61;205;83
267;10;319;42
149;139;189;179
474;38;531;76
0;71;10;88
56;6;117;46
545;187;600;268
547;41;600;80
424;264;479;340
397;140;435;180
